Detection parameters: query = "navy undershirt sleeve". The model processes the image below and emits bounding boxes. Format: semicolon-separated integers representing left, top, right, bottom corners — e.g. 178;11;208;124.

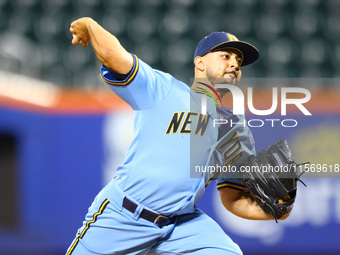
106;67;132;81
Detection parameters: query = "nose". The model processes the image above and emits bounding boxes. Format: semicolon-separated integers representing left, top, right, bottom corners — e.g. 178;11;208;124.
230;55;240;70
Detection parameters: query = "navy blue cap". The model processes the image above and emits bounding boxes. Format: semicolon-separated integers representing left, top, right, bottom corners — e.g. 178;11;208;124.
194;32;259;66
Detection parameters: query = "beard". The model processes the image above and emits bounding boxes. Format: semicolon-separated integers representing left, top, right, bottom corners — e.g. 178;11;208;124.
206;68;240;86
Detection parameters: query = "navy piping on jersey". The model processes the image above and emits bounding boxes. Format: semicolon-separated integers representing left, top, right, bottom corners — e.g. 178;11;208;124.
217;182;248;192
100;54;139;86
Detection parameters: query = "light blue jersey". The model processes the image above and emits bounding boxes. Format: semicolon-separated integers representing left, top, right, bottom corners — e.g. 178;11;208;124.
100;54;218;215
66;54;244;255
213;107;256;191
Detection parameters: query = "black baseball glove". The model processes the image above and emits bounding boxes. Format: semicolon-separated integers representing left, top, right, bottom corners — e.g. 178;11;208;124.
239;139;306;222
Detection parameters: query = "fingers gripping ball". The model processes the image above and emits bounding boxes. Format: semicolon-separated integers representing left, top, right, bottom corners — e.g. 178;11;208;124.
240;139;306;221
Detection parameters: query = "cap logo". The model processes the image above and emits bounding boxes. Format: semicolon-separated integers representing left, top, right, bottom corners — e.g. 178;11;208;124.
226;33;239;42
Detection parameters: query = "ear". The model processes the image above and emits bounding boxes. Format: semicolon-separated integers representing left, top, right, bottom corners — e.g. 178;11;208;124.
194;56;205;72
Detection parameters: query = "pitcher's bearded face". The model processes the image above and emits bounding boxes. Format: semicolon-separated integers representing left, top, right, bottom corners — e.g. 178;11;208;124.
204;49;243;87
206;66;240;86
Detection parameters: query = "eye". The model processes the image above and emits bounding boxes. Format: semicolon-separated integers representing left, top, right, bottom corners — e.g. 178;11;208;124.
222;54;230;59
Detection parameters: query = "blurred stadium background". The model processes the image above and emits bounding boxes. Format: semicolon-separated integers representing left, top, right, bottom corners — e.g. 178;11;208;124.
0;0;340;86
0;0;340;254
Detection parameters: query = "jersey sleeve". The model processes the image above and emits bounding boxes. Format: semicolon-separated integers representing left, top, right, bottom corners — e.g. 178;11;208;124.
216;178;248;191
100;54;172;110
